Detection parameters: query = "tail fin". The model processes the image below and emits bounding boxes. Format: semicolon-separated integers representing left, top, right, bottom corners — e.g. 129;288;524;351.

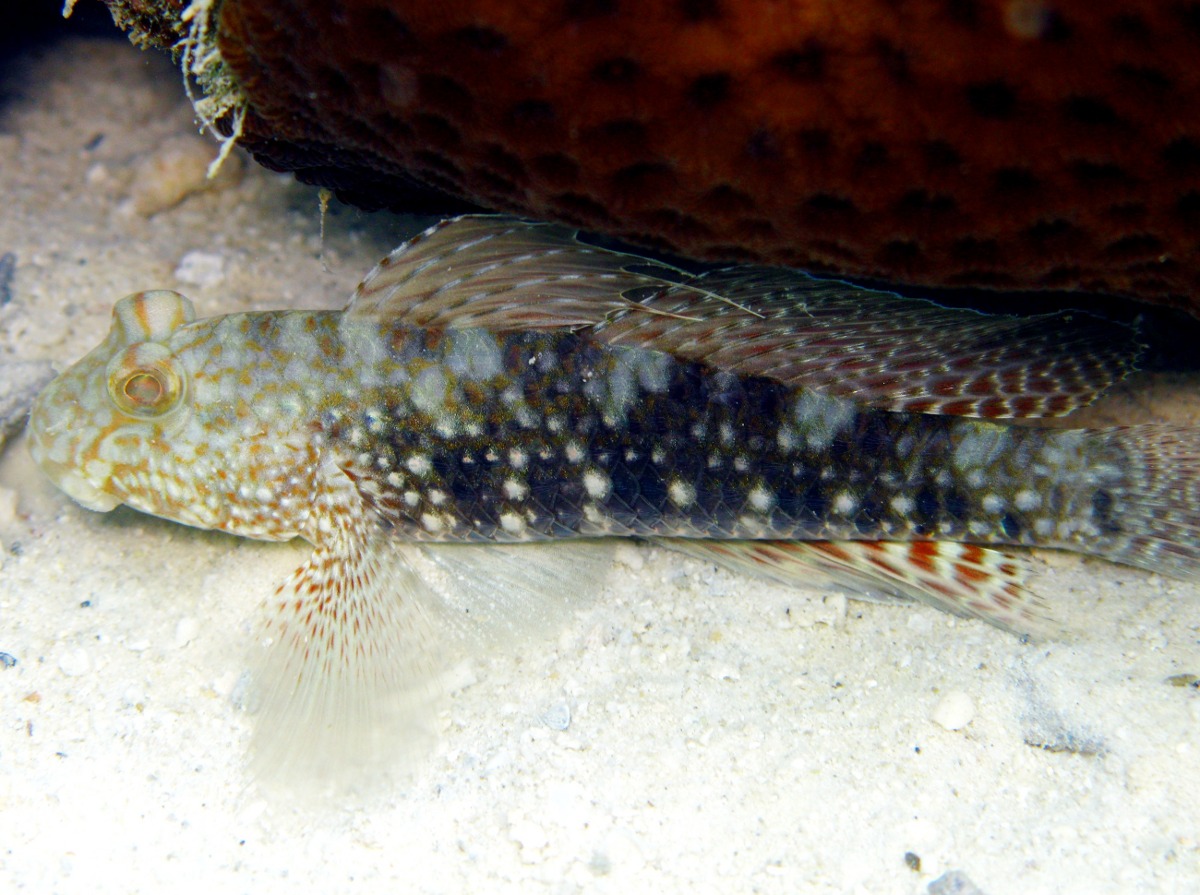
1088;426;1200;578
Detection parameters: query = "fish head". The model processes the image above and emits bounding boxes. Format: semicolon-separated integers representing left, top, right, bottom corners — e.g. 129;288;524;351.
29;290;196;514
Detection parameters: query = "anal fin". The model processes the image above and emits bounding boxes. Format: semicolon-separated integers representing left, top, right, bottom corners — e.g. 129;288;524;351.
661;538;1055;637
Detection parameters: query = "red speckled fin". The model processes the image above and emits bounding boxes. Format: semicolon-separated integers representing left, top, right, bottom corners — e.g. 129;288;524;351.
252;528;452;789
663;538;1055;637
597;268;1142;419
252;477;614;788
347;216;1140;419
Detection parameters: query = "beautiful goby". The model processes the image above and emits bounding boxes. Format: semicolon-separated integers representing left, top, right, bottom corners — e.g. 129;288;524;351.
27;216;1198;776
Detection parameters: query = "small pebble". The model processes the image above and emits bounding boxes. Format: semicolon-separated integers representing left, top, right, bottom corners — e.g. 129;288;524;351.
173;616;199;649
58;648;91;677
174;250;226;288
0;651;17;669
541;700;571;731
508;817;548;863
129;135;242;217
931;691;975;731
928;869;988;895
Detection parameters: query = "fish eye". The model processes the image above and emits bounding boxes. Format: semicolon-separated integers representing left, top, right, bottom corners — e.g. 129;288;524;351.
106;344;184;418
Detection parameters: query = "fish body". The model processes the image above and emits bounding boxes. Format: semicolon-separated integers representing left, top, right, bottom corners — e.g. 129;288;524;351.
26;216;1200;777
29;293;1148;571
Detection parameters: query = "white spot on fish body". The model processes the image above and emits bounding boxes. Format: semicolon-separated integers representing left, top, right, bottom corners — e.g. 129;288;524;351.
403;490;419;506
508;448;528;470
793;390;857;451
500;511;527;535
565;441;585;464
953;425;1011;471
421;512;445;533
411;366;448;416
1015;490;1041;510
668;480;696;508
503;478;529;500
446;329;503;380
406;454;432;475
833;491;858;515
583;469;611;500
981;493;1005;513
890;495;914;515
747;484;775;513
428;489;448;506
365;408;387;434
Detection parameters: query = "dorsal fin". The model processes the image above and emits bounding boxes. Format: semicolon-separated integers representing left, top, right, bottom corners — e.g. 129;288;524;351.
346;215;686;330
595;268;1143;419
347;216;1142;419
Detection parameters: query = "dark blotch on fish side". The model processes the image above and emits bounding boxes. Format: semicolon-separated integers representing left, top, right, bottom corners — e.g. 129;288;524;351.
0;652;17;669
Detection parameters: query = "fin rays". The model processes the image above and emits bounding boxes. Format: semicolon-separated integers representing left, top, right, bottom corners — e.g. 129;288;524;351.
346;216;1141;419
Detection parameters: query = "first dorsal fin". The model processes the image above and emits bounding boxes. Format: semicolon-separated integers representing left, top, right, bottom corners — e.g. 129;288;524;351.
347;216;1142;419
346;215;687;330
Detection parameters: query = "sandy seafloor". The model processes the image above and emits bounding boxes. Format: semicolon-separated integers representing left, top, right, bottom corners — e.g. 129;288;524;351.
1;32;1198;895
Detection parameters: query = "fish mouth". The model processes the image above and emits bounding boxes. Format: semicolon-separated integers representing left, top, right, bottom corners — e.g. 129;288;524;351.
53;470;122;513
27;440;122;513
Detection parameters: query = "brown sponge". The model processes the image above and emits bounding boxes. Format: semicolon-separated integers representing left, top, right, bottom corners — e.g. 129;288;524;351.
125;1;1200;310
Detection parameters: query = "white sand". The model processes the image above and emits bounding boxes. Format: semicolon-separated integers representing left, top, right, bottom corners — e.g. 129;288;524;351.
1;36;1197;895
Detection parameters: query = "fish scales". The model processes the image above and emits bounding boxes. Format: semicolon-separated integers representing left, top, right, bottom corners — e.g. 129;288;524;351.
330;324;1122;556
26;215;1200;778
